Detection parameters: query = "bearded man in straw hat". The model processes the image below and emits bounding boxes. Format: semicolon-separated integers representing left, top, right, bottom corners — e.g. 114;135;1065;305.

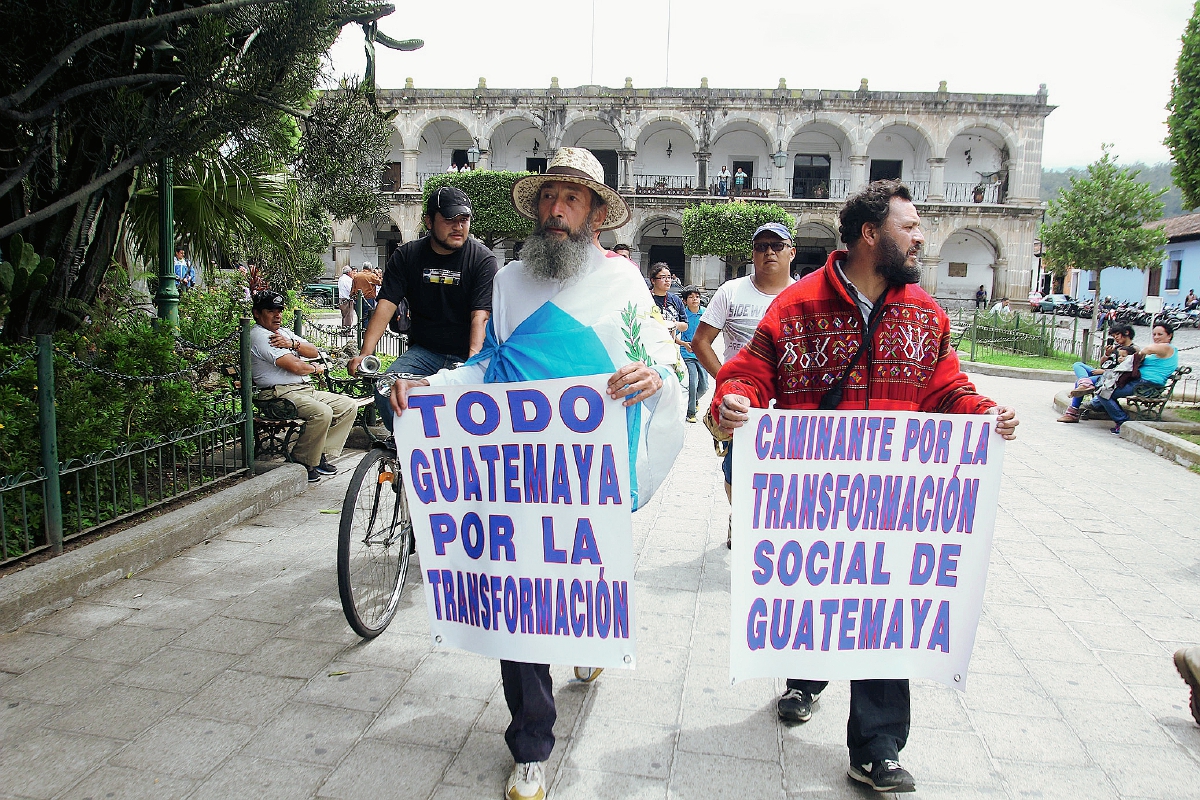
387;147;684;800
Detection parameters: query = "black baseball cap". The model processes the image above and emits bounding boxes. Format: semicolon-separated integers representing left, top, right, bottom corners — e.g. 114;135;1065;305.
252;291;286;311
426;186;473;219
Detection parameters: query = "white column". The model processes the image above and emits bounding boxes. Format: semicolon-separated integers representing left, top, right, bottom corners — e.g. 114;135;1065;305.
920;256;940;298
849;155;869;192
401;149;420;190
769;160;787;199
618;149;635;191
927;158;946;201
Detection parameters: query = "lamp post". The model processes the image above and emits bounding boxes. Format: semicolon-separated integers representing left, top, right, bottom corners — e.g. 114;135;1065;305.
772;148;788;169
467;143;480;170
154;158;179;330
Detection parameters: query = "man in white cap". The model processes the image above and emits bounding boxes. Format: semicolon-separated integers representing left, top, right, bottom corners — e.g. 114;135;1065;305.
690;221;796;545
387;147;684;800
337;265;356;328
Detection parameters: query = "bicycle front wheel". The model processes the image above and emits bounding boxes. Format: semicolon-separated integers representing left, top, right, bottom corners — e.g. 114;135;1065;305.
337;447;412;638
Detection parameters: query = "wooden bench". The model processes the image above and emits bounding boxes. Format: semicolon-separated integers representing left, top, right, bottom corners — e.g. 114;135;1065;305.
1079;366;1192;423
223;364;379;462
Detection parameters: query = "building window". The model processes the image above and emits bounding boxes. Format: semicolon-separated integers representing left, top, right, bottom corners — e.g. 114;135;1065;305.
948;262;968;278
1088;274;1097;291
869;160;902;181
1166;251;1182;291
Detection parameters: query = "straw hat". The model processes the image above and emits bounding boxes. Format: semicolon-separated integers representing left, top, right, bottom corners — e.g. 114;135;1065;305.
511;147;630;231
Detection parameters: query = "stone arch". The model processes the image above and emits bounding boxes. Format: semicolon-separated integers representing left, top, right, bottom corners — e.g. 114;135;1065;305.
863;116;936;158
781;114;856;152
632;111;701;149
485;113;548;172
711;114;776;151
783;119;856;198
414;115;476;174
633;115;699;186
560;113;622;148
941;117;1020;161
480;110;545;145
635;213;686;278
411;111;479;141
935;225;1005;301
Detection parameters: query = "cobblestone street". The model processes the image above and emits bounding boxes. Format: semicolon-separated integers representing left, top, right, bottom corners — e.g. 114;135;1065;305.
2;373;1199;799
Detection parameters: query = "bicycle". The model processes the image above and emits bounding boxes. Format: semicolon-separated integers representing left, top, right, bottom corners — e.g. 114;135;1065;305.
335;367;418;638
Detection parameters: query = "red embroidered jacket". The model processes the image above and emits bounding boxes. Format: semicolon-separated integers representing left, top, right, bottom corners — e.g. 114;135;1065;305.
711;251;996;416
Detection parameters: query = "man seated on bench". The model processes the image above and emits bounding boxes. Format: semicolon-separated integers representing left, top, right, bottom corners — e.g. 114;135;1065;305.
250;291;357;482
1058;324;1135;424
1084;322;1179;435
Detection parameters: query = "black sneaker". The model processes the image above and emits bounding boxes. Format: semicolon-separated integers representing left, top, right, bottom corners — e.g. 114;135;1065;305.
315;455;338;475
848;760;916;793
777;688;817;722
306;466;322;483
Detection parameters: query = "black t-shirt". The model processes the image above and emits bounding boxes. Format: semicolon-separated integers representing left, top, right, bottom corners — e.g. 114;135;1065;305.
378;236;497;357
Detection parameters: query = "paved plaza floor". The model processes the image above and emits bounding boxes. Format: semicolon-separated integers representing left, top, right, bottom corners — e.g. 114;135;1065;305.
2;373;1199;799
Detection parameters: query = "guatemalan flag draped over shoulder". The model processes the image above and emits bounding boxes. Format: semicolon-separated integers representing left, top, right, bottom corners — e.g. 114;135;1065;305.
467;251;685;509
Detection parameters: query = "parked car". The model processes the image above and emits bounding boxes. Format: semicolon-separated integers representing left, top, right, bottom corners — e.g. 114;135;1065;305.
1036;294;1078;315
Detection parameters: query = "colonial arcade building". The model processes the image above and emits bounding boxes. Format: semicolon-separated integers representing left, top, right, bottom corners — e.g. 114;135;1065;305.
326;79;1053;305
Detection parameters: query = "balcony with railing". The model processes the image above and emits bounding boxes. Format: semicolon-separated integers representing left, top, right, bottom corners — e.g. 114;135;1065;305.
710;176;772;197
788;178;850;200
633;174;696;195
944;182;1005;204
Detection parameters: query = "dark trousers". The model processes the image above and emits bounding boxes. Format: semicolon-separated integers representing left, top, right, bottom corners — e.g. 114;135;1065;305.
787;678;910;764
501;660;556;762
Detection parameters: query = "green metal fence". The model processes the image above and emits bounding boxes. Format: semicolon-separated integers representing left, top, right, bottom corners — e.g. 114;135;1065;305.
0;326;253;566
949;308;1084;362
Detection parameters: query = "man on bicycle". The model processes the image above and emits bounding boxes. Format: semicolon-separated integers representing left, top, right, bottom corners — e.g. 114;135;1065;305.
385;148;684;800
348;186;497;430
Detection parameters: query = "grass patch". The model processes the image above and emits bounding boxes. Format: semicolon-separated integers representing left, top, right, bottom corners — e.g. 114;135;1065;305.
1177;432;1200;448
1175;407;1200;424
959;351;1078;371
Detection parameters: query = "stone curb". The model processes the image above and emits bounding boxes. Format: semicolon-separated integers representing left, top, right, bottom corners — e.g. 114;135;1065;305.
1120;422;1200;469
1051;390;1200;468
0;464;308;633
961;361;1075;383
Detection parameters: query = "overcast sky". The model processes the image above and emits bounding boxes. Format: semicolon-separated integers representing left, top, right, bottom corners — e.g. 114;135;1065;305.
325;0;1197;170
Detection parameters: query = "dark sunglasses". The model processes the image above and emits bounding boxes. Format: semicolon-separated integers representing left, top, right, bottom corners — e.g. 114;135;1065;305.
753;241;791;253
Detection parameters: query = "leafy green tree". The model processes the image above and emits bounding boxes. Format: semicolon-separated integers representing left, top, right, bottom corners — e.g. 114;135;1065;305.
1168;1;1200;210
682;202;794;276
0;0;403;339
1040;145;1167;306
422;171;534;248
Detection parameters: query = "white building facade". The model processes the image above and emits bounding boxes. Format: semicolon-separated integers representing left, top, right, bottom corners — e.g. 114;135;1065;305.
327;79;1053;305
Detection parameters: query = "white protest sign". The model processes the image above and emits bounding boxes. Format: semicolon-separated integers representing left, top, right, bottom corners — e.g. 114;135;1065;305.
393;374;637;669
729;410;1004;690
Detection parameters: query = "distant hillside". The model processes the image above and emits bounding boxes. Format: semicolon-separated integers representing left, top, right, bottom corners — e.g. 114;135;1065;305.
1041;162;1190;218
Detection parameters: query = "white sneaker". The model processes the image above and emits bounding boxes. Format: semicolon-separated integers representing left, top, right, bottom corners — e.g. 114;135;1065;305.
505;761;546;800
573;666;604;682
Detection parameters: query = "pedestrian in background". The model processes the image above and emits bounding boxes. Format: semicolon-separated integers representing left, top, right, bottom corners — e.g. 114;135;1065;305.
676;285;708;422
337;266;356;328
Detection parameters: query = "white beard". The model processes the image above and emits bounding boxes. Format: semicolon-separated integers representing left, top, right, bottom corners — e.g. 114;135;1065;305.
520;222;593;282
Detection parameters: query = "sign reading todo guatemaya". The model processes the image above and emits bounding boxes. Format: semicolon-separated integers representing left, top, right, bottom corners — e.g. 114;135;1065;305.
393;375;637;669
729;409;1005;690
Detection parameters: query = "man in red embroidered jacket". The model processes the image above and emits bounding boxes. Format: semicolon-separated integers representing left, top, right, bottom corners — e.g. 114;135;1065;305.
711;180;1018;793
